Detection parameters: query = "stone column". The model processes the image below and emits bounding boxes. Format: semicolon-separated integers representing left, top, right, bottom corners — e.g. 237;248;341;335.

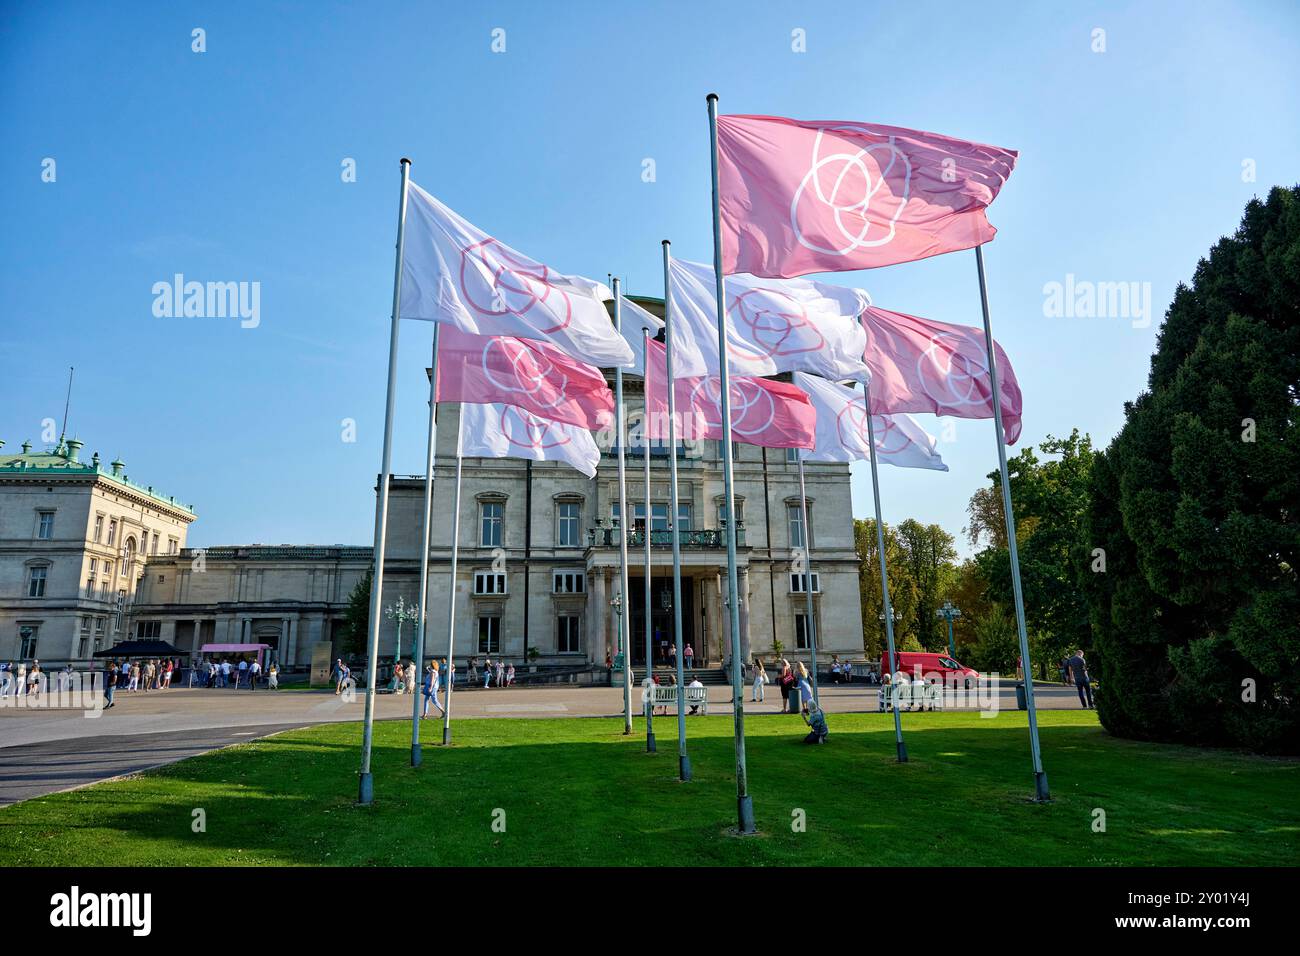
739;566;752;665
588;566;606;663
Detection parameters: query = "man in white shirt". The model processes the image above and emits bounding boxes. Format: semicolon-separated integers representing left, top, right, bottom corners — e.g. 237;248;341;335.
249;658;262;691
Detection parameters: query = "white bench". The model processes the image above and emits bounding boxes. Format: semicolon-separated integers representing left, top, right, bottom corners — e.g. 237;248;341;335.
878;681;944;712
649;685;709;714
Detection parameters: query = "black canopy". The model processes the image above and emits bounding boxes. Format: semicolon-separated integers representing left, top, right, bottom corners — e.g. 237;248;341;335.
92;640;189;659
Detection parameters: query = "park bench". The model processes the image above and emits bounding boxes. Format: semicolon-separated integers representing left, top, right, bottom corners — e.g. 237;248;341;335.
878;681;944;712
648;685;709;714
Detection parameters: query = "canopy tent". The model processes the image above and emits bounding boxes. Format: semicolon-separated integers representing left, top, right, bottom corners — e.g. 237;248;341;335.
92;639;189;659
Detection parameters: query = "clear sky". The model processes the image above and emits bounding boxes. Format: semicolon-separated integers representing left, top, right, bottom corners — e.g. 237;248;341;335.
2;1;1297;554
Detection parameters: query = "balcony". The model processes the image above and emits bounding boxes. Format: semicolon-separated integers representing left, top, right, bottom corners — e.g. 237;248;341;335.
586;525;746;549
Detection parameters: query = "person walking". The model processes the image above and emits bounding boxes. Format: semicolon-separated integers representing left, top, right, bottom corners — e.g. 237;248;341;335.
1066;649;1094;708
334;659;350;695
482;657;493;689
104;662;118;710
779;659;794;711
422;663;445;719
249;657;261;691
751;658;768;702
684;643;694;670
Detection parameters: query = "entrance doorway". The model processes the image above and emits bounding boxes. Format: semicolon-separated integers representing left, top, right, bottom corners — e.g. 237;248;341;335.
628;574;695;666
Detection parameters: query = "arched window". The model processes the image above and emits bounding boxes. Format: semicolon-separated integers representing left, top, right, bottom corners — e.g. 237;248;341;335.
121;537;136;576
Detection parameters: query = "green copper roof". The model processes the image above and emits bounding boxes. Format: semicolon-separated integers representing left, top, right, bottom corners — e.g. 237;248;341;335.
0;439;196;516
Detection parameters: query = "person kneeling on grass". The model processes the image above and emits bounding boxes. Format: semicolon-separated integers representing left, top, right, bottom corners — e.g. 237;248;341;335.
802;702;828;744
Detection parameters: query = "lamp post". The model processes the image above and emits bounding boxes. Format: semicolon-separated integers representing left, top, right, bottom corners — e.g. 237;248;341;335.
936;601;962;659
386;597;419;685
611;588;624;670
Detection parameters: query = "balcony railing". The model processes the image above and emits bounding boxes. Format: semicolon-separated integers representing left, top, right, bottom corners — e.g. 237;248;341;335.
586;525;746;549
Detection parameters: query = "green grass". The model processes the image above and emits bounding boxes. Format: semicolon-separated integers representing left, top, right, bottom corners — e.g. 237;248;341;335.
1;711;1296;866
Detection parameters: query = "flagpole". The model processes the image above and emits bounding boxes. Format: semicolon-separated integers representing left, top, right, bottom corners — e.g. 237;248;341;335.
863;382;907;762
707;92;755;834
796;454;820;707
662;240;691;782
975;244;1049;801
441;411;465;746
358;157;411;805
613;281;634;736
411;322;441;766
642;328;657;754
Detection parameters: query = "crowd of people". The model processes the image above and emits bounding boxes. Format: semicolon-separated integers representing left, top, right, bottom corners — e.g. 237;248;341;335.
194;657;277;690
0;660;80;698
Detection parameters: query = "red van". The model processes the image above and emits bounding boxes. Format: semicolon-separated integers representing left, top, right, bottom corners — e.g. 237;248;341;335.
881;652;980;689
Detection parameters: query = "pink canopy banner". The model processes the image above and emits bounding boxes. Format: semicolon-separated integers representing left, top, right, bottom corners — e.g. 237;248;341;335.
716;114;1018;278
436;324;613;430
860;306;1023;444
643;338;815;449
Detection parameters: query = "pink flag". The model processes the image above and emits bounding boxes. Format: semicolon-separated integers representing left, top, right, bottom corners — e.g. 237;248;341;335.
436;325;613;430
716;115;1017;278
643;339;815;449
860;306;1022;444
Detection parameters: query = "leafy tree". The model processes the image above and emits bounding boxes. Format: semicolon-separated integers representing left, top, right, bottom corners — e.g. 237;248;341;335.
964;603;1020;674
895;519;959;651
1080;186;1300;754
853;518;907;660
339;569;372;658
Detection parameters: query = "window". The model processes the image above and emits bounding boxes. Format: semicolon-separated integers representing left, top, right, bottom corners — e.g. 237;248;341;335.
477;616;501;654
556;501;581;547
100;578;110;598
37;511;54;539
121;538;135;575
168;537;178;555
557;615;581;653
78;617;91;658
717;498;743;527
27;566;48;598
795;612;814;650
785;448;801;464
553;570;585;594
788;504;809;549
790;571;821;593
85;577;95;596
473;571;507;595
93;515;104;542
480;502;503;547
676;504;692;531
18;624;38;659
107;519;117;546
93;616;106;650
135;621;162;639
612;503;677;532
89;558;98;574
151;533;159;555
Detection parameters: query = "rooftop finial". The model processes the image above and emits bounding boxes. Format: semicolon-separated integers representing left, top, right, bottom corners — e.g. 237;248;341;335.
58;366;74;446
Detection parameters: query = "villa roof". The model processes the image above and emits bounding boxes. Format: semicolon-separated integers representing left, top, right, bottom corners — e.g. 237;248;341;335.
0;438;196;517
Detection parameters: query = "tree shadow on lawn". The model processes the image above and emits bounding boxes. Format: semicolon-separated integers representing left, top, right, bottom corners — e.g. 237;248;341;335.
1;713;1296;867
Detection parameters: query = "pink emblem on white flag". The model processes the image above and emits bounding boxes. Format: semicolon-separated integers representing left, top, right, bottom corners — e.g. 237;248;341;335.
435;325;613;430
458;402;601;478
716;115;1017;278
643;339;815;449
400;183;634;368
860;306;1022;445
793;372;947;471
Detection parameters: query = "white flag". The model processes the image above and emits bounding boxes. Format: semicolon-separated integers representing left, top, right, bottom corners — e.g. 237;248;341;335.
400;183;634;369
794;372;947;471
458;402;601;478
617;296;664;378
668;258;871;381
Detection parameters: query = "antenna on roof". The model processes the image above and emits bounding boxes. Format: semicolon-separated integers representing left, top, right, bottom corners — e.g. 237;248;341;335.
59;366;74;445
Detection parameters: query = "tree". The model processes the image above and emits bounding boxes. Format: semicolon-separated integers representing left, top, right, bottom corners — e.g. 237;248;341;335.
853;518;907;660
1080;186;1300;754
964;604;1020;675
339;569;372;658
895;519;959;651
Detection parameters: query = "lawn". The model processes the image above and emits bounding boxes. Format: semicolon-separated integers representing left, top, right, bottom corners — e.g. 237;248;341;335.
1;710;1296;866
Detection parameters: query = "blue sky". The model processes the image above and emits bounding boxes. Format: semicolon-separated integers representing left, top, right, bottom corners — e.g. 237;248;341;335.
2;0;1297;554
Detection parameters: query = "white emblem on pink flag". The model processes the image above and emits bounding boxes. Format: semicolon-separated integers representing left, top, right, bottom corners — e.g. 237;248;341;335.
668;258;871;381
716;115;1017;278
436;325;613;431
643;339;816;449
458;402;601;478
860;306;1023;445
794;372;947;471
400;183;634;369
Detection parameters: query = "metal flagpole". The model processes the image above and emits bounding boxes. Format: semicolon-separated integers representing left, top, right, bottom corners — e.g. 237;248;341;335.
613;282;634;735
358;157;412;805
642;328;657;754
975;244;1049;801
662;240;691;781
864;382;908;762
441;411;465;746
410;322;441;766
707;93;755;833
796;454;821;707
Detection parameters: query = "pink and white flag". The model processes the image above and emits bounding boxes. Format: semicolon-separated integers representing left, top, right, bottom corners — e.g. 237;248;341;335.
668;258;871;381
616;296;664;378
716;114;1018;278
794;372;947;471
860;306;1022;444
643;339;815;449
435;325;613;431
400;183;634;369
458;402;601;478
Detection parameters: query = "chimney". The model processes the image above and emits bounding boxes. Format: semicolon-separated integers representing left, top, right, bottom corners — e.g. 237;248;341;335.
22;440;32;454
92;451;101;468
111;457;124;477
66;438;82;462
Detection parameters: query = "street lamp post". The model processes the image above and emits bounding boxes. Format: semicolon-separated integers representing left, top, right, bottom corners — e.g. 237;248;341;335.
936;601;962;660
386;597;419;688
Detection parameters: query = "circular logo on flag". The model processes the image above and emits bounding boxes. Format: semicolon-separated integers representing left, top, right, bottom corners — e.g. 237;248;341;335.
836;402;907;456
916;332;989;408
498;405;572;451
727;287;825;362
690;378;777;438
792;128;912;257
480;339;568;411
460;238;572;333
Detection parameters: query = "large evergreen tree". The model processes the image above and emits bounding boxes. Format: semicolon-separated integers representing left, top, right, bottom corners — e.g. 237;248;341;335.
1081;186;1300;753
